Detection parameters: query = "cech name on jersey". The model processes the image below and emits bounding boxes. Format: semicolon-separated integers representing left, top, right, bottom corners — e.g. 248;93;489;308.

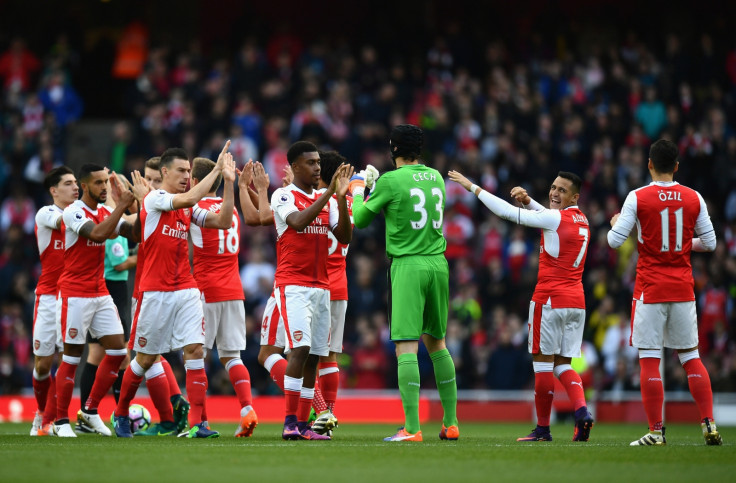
412;172;438;182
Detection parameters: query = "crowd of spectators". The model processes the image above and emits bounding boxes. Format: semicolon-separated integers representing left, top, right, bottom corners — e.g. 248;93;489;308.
1;18;735;400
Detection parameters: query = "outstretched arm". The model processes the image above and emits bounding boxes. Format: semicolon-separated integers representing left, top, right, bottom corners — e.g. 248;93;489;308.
449;170;559;230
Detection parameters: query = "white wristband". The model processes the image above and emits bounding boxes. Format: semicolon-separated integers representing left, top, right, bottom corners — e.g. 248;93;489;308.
470;183;479;194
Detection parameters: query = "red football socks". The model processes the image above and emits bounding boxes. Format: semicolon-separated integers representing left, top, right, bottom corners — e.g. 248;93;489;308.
146;372;174;422
534;371;555;426
115;365;144;418
318;362;339;411
683;358;714;421
227;361;253;408
558;369;587;411
639;358;664;431
85;353;125;411
161;358;181;397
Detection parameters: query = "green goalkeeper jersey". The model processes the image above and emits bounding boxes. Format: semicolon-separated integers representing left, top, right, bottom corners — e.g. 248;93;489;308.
352;163;447;258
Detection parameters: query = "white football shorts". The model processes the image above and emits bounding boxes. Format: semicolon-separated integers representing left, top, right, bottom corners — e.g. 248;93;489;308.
275;285;330;357
57;295;124;345
33;294;61;356
260;294;285;348
631;298;698;350
527;301;585;358
328;300;347;354
134;288;204;354
202;297;246;352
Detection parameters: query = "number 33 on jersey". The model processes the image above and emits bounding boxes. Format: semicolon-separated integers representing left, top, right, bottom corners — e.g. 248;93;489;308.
359;164;447;259
190;197;245;303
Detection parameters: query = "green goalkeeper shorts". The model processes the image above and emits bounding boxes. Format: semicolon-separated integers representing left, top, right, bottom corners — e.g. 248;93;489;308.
388;254;449;341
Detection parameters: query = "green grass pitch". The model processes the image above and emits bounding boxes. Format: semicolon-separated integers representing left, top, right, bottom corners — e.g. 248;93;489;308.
2;422;732;482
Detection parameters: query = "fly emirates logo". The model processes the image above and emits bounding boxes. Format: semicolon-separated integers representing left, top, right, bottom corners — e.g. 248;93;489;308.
162;221;189;239
298;217;329;235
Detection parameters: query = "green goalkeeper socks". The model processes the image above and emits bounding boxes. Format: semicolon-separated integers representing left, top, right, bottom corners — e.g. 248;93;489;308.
397;353;421;434
430;348;458;427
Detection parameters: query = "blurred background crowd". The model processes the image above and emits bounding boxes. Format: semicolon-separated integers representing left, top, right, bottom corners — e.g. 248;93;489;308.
0;1;734;400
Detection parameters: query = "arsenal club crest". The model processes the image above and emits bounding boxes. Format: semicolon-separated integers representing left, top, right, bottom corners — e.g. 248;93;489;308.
138;337;147;348
293;330;303;342
68;328;78;338
34;340;40;350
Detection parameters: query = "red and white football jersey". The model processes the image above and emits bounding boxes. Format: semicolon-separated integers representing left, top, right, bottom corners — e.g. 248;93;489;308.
57;200;121;297
327;195;352;301
476;191;589;308
532;207;589;308
613;182;712;303
190;197;244;302
34;205;65;295
271;185;340;290
139;189;208;293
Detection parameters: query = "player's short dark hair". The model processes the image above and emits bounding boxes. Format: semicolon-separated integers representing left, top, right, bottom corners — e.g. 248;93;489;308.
160;148;189;169
191;157;222;193
44;165;74;192
286;141;319;165
389;124;423;161
557;171;582;194
145;156;161;171
649;139;679;173
78;164;106;184
319;150;346;184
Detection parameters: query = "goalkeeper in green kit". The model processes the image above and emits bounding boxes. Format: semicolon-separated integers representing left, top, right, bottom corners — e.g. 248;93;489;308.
349;124;459;442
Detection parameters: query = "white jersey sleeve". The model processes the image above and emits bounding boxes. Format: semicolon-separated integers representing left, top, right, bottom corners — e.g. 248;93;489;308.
477;189;560;230
144;190;175;213
328;196;339;231
522;197;546;211
63;203;93;235
607;191;638;248
36;206;62;230
271;187;298;237
692;191;716;252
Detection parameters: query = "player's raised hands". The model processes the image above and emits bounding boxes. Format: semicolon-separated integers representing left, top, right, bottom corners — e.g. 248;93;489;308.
117;180;136;208
510;186;531;205
335;164;355;198
282;165;294;187
610;213;620;227
365;164;380;190
238;159;254;191
108;170;124;204
215;139;232;170
130;170;151;202
253;162;270;193
222;152;236;183
448;170;473;192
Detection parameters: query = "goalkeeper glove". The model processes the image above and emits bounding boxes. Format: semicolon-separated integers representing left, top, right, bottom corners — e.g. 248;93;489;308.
365;164;380;190
348;171;366;197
